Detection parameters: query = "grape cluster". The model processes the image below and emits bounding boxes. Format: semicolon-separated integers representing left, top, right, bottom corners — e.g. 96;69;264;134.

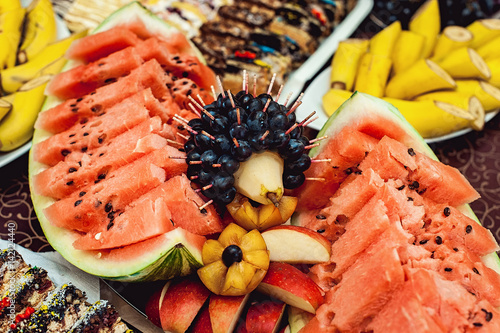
184;90;312;206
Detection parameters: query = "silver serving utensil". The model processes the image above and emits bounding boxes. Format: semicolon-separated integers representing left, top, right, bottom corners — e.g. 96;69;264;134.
99;279;163;333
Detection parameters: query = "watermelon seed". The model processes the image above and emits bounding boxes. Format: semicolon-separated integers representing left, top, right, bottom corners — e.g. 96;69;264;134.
69;133;76;137
95;200;102;208
68;167;77;173
419;239;428;245
473;323;483;327
66;181;74;186
77;161;82;167
74;200;82;207
81;147;88;152
98;63;104;67
170;219;174;226
70;141;76;145
79;191;86;197
107;211;115;220
481;309;493;321
453;247;459;252
99;153;104;157
418;188;427;195
444;267;452;272
98;134;106;144
317;229;325;233
408;181;419;190
430;252;435;258
335;215;348;225
466;225;473;234
397;185;405;191
407;148;416;156
182;72;189;78
104;78;116;84
435;236;442;245
173;56;180;60
104;203;113;213
473;267;480;275
107;221;114;230
80;118;88;124
332;166;339;169
70;103;77;107
71;107;78;113
91;104;103;113
316;215;326;220
76;97;83;102
407;197;414;201
61;149;70;156
443;207;451;217
83;132;89;136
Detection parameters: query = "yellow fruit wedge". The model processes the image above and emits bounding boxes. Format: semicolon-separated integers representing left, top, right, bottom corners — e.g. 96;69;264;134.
391;30;425;75
486;58;500;89
330;38;369;90
436;47;490;80
354;53;392;98
455;79;500;112
385;59;455;100
414;91;485;131
369;20;401;58
476;35;500;61
384;97;474;138
430;26;473;62
409;0;440;58
467;19;500;49
322;88;353;116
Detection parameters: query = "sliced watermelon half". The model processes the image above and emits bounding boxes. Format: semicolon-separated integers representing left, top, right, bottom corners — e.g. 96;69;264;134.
299;91;500;273
29;2;212;282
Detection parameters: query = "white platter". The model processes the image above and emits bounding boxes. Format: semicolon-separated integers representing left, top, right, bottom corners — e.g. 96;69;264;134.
0;3;70;169
281;0;374;123
301;65;498;143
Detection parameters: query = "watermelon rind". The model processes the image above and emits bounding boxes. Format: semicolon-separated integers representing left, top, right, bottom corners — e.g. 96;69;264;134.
307;91;500;274
93;1;206;65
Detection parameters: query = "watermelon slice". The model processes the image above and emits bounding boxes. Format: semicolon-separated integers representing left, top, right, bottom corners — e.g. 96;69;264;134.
29;2;217;282
294;92;500;332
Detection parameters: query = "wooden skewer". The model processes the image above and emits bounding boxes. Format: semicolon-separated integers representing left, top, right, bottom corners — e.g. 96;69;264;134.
233;137;240;148
177;133;190;141
166;139;184;147
212;163;222;168
263;98;271;112
188;96;203;111
260;130;270;141
298;111;317;126
190;175;199;180
173;114;189;124
202;130;215;140
187;103;201;117
245;71;249;94
285;123;298;135
197;94;206;106
306;177;326;181
168;155;186;159
302;116;319;128
242;69;247;91
305;143;320;150
309;135;328;144
275;84;284;102
201;108;215;121
216;76;225;97
227;89;235;108
211;85;217;99
190;160;203;165
311;158;332;163
202;184;213;191
253;74;257;97
284;91;293;107
199;199;213;211
267;73;277;95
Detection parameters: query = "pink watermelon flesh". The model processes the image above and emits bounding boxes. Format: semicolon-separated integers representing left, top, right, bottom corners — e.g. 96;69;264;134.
34;94;152;167
35;59;170;134
72;193;175;250
48;46;145;100
319;228;406;332
33;117;169;199
127;174;224;236
295;128;379;211
43;145;187;232
136;37;216;91
66;26;141;63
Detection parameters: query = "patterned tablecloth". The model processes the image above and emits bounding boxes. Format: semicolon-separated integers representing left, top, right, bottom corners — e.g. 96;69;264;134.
1;0;500;252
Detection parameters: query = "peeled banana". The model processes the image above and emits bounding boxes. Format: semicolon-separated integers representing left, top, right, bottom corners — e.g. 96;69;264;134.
0;75;52;152
17;0;58;64
0;30;87;94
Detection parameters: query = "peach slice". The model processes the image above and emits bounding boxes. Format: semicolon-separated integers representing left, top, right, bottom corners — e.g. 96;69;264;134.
261;225;331;264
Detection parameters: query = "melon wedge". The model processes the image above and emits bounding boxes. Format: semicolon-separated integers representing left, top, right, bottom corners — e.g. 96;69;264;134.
29;2;211;282
300;91;500;274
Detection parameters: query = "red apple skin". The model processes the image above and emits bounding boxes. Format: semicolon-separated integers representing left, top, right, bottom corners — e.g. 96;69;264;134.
246;300;286;333
160;276;211;332
191;306;214;333
144;286;163;327
257;262;324;313
209;294;249;333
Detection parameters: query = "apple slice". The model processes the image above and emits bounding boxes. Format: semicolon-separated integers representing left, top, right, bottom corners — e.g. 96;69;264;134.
288;306;314;333
245;300;286;333
209;294;250;333
261;225;331;264
190;306;213;333
159;276;210;332
145;281;170;327
257;262;324;314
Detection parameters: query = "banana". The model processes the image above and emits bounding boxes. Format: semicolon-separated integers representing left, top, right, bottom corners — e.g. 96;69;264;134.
0;75;52;152
0;95;13;122
0;0;22;12
354;53;392;98
391;30;425;75
430;26;472;62
455;79;500;112
369;20;401;58
322;89;353;117
435;47;490;80
0;29;87;94
467;19;500;49
383;98;473;138
408;0;440;58
385;59;456;100
329;38;369;90
0;7;27;69
17;0;57;65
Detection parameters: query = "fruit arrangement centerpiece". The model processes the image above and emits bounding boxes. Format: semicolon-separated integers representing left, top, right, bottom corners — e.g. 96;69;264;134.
27;1;500;332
